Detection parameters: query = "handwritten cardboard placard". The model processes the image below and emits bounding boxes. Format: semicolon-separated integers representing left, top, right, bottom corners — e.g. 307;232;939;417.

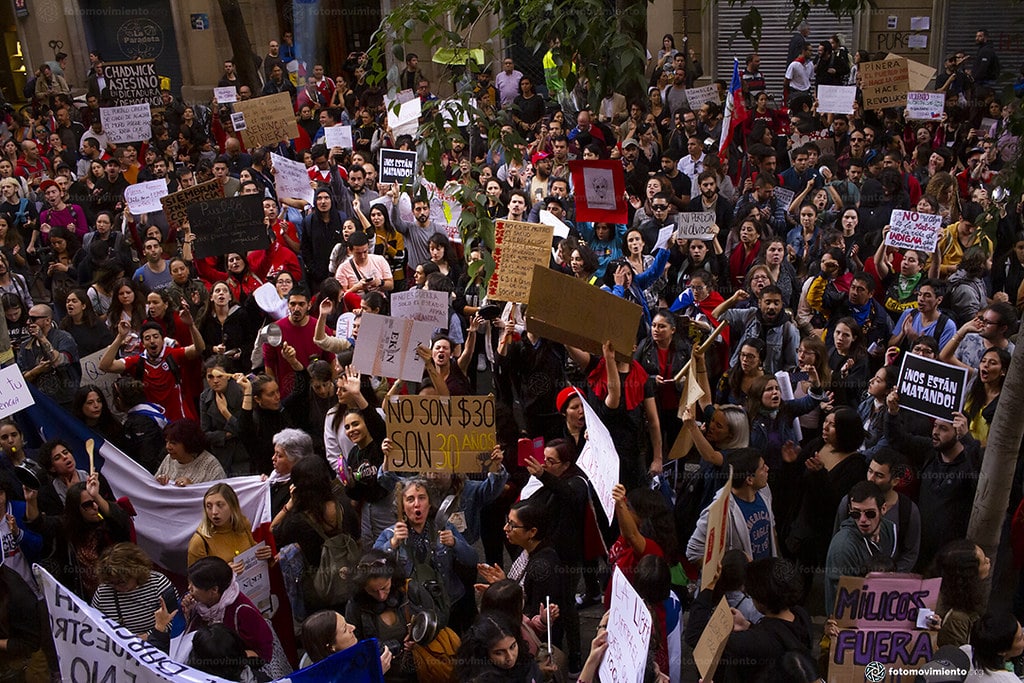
526;264;641;363
124;179;169;215
600;567;653;683
232;92;300;148
186;195;268;258
884;209;943;252
488;220;554;303
860;57;909;109
677;211;716;240
897;353;969;423
213;86;238;104
817;85;857;115
887;53;936;92
385;395;497;473
379;149;417;185
100;104;152;144
701;471;733;590
694;597;733;682
104;60;161;107
160;178;224;230
906;91;945;120
270;152;313;204
323;124;353;150
351;313;434;382
686;84;720;108
389;290;450;329
79;350;123;419
0;364;34;419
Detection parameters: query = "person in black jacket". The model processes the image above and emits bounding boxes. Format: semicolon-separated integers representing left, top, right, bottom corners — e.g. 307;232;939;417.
235;357;310;476
634;310;692;447
0;564;43;681
300;187;348;290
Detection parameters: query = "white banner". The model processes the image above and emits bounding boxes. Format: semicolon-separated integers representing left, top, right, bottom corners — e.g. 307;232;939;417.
390;289;451;329
125;179;169;215
816;85;857;115
271;152;314;204
101;103;153;144
574;389;617;520
352;313;434;382
600;567;653;683
324;124;353;150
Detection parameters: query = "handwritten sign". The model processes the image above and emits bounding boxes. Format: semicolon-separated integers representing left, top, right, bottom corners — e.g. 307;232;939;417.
888;53;936;92
124;179;169;215
686;84;720;108
270;152;313;204
324;124;353;150
379;149;417;185
351;313;433;382
236;542;272;615
570;160;628;224
390;290;450;329
104;60;161;107
897;353;969;423
906;91;945;120
599;567;653;683
386;97;421;138
79;350;123;418
694;597;733;682
100;104;152;144
385;395;496;473
0;364;34;419
213;86;238;104
885;209;943;252
701;470;732;590
817;85;857;115
860;58;909;109
576;389;618;519
232;92;300;148
773;186;795;212
160;178;224;230
186;195;267;258
677;211;716;240
488;220;554;303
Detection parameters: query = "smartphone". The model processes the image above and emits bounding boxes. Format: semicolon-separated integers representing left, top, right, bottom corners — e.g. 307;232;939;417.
517;437;545;468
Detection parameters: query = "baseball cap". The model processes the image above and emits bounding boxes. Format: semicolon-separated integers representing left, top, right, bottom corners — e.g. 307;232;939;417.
530;151;550;165
622;139;640;149
38;179;58;193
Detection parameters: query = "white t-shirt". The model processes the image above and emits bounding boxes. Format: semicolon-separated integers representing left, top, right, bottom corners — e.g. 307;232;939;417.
785;59;813;92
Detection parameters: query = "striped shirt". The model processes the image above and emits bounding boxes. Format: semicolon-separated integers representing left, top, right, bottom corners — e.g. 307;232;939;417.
91;571;177;635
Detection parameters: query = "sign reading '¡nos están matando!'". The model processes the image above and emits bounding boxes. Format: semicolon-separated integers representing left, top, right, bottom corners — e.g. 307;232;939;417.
385;395;496;474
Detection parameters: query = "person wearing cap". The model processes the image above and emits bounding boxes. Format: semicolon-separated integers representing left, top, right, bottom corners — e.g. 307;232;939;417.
938;201;994;277
527;151;553;203
38;178;88;241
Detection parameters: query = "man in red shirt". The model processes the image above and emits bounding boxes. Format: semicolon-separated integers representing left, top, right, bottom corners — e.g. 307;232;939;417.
98;302;206;421
262;286;334;400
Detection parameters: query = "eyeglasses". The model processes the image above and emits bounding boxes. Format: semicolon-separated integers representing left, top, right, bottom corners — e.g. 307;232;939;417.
978;318;1000;326
848;508;878;520
80;500;98;510
652;205;669;211
504;519;528;530
27;315;49;321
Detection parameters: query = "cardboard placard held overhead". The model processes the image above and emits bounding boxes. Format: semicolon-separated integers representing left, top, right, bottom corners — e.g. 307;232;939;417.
379;149;417;185
701;469;733;591
816;85;857;115
104;60;161;107
232;92;300;148
270;152;313;204
885;209;943;251
887;53;936;91
488;220;555;303
323;124;353;150
351;313;434;381
124;179;169;215
897;353;969;423
906;91;946;120
686;84;720;108
100;104;153;144
676;211;716;240
569;160;628;224
213;86;238;104
160;179;224;230
389;290;451;329
385;396;497;474
186;195;268;258
526;265;642;363
860;57;910;109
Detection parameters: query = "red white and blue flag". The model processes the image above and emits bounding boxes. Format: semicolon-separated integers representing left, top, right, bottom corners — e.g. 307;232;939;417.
718;58;747;163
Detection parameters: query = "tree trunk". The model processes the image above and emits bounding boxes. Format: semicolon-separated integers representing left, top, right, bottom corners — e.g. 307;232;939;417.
217;0;261;93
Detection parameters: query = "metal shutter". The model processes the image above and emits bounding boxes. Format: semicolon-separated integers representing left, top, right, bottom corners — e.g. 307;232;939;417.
943;1;1023;78
713;2;853;99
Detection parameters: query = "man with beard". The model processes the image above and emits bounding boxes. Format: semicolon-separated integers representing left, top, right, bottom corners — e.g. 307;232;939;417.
688;171;734;245
388;187;446;272
940;302;1016;369
716;285;799;373
664;54;689;116
971;29;1000;90
262;286;333;400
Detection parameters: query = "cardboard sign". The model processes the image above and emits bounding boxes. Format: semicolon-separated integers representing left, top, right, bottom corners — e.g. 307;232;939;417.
897;353;969;423
677;211;716;240
324;124;354;150
124;179;169;215
379;149;417;185
694;597;733;682
569;160;628;224
0;364;34;419
576;389;618;519
160;178;224;230
235;542;272;615
817;85;857;115
860;58;909;109
351;313;434;382
386;97;422;138
906;91;945;120
389;290;450;329
213;86;238;104
701;471;733;590
488;220;555;303
828;574;942;683
526;264;642;364
232;92;300;148
885;209;943;251
887;53;936;92
385;395;497;473
79;350;123;419
686;84;720;108
422;179;461;243
600;567;653;683
100;103;152;144
104;59;161;107
270;152;313;204
186;195;268;258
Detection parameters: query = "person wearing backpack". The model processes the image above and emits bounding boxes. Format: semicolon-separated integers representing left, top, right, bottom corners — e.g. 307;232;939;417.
888;278;957;352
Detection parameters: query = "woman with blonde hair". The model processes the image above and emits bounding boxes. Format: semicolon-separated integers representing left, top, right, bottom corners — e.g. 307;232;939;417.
924;172;960;224
187;482;271;570
91;543;179;651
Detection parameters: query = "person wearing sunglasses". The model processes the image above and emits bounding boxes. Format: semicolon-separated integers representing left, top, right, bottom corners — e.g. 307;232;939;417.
824;481;896;615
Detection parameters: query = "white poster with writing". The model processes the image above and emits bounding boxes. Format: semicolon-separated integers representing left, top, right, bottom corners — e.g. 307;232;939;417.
816;85;857;115
390;289;451;329
101;103;153;144
324;124;354;150
906;91;945;120
125;179;169;215
885;209;943;252
213;86;238;104
235;542;272;615
600;567;653;683
270;152;314;204
352;313;434;382
575;388;617;519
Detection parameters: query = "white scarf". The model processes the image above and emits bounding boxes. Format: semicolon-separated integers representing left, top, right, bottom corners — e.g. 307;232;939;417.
195;577;241;625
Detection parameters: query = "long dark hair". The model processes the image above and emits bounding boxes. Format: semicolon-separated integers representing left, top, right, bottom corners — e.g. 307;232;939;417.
934;539;985;614
729;338;766;399
60;288;101;330
626;487;678;558
289;456;338;525
965;347;1010;422
105;277;145;331
456;612;530;680
72;384;121;435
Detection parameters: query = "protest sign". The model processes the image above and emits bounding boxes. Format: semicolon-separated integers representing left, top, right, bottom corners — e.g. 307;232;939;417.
101;103;152;144
386;97;422;138
324;124;354;150
186;195;268;258
213;86;238;104
570;160;628;224
389;289;450;329
686;84;720;108
527;265;641;363
379;149;417;185
488;220;555;302
817;85;857;114
271;152;314;204
79;350;123;418
600;567;653;683
236;542;272;615
38;565;233;682
576;389;618;518
352;313;434;382
0;364;33;419
860;57;910;109
694;597;733;682
231;111;246;131
539;209;571;239
124;179;169;215
654;225;675;251
906;91;946;120
885;209;943;251
701;470;733;590
887;53;936;92
677;211;716;240
897;353;969;422
104;59;161;107
160;178;224;230
828;574;942;683
232;92;300;148
773;186;796;212
385;395;497;473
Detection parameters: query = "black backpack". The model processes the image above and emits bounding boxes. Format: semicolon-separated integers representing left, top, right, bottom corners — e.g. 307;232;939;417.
120;412;166;474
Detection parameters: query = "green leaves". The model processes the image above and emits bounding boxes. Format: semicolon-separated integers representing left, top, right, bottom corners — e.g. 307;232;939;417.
740;7;763;49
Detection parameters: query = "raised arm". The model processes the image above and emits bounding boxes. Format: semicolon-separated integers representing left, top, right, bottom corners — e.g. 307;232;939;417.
456;315;482;376
98;319;130;373
602;340;620;410
939;318;982;369
874;227;892;280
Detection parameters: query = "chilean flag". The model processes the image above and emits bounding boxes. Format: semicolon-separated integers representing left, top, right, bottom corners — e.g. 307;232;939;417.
718;58;747;163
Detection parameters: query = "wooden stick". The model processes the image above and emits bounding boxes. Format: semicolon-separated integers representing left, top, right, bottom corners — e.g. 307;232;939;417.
672;321;728;384
86;438;95;476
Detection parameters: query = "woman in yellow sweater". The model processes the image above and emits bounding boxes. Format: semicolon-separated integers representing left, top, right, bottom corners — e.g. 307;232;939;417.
187;483;272;571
